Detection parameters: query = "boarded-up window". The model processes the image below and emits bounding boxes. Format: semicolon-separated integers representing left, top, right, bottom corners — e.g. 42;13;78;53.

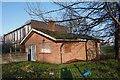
40;42;51;53
64;42;71;53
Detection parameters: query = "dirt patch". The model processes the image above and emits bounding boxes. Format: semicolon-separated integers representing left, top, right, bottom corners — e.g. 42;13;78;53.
66;59;85;63
21;65;33;72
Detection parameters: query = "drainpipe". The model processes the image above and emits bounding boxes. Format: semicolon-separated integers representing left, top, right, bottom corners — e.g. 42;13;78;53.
60;41;65;64
95;40;99;59
85;40;88;62
43;39;45;64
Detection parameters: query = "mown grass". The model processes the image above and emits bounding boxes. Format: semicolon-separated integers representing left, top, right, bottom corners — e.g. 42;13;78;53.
2;59;120;79
101;45;114;50
100;45;115;58
2;45;120;79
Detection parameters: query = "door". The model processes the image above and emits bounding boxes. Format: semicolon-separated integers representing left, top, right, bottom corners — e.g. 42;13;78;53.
28;45;36;61
31;45;36;61
28;46;31;61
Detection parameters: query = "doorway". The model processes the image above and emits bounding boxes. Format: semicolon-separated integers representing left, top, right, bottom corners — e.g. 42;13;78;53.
28;45;36;61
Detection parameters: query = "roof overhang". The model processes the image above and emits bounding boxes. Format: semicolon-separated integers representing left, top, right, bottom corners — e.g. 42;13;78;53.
20;28;87;45
20;28;57;45
56;38;87;42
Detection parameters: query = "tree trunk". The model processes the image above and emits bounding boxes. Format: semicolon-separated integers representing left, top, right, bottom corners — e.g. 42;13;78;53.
115;24;120;60
115;2;120;60
118;28;120;59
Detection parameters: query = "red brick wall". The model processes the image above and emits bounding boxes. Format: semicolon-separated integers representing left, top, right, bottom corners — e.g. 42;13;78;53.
87;40;96;60
31;20;67;33
62;40;101;63
25;32;100;64
62;42;86;63
97;42;101;58
31;20;48;30
87;40;101;60
25;32;62;64
48;21;55;31
55;24;67;33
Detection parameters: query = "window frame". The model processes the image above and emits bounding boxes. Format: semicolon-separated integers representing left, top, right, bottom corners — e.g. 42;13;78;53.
40;42;51;54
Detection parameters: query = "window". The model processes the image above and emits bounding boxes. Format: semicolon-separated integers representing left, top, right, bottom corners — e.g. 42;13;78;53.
64;42;71;53
18;30;20;41
25;25;28;34
40;42;51;53
15;31;18;41
13;32;15;41
28;24;31;33
22;28;25;38
28;24;31;32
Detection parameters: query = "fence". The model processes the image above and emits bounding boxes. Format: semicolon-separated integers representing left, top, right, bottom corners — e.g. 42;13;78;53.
1;52;28;64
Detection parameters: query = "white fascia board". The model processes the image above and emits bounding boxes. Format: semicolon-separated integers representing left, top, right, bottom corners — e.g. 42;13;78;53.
20;28;57;45
56;38;87;42
77;39;87;41
32;28;57;41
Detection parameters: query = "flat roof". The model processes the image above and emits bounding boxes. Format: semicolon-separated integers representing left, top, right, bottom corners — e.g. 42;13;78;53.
4;21;31;36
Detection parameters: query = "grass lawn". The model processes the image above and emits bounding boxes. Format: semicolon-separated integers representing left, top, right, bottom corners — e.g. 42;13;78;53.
2;45;120;79
100;45;115;58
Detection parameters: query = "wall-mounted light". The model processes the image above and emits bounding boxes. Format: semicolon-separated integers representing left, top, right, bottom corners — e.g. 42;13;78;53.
43;39;45;42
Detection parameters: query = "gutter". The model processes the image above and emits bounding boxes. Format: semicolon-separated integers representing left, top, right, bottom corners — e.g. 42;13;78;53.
56;38;87;42
60;41;65;64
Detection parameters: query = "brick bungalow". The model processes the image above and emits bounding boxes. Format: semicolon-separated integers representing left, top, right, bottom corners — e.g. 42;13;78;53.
20;21;101;64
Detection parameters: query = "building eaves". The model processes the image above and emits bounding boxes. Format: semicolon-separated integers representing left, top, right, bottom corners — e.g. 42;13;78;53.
34;28;101;41
20;28;88;45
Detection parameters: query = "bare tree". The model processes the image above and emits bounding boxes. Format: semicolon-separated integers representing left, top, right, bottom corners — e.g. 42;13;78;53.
0;36;4;42
25;2;120;59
